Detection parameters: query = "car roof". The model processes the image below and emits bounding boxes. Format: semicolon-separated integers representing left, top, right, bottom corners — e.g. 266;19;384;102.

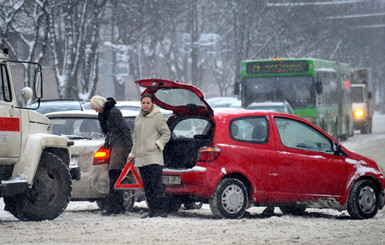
45;109;139;118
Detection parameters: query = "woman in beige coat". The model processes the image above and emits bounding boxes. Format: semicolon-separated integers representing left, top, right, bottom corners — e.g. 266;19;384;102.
128;93;170;218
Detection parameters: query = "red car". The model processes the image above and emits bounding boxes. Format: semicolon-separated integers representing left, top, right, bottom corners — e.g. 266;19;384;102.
137;78;385;219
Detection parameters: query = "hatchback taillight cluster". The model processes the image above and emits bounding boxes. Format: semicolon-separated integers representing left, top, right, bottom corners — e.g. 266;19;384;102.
197;146;221;162
93;145;110;165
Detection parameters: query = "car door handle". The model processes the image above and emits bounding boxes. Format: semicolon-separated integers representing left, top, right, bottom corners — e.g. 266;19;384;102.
282;161;293;166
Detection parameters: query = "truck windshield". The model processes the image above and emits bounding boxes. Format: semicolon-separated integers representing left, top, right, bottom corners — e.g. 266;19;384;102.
351;87;364;103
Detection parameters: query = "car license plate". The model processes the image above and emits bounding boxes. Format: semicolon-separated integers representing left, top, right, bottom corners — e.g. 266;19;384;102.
162;175;181;185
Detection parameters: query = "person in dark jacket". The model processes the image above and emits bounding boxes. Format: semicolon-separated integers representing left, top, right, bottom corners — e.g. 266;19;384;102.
90;96;133;215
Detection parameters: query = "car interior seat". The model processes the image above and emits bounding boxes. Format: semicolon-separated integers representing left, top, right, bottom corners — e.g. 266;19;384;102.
52;124;68;135
231;124;239;138
252;122;267;141
79;120;98;135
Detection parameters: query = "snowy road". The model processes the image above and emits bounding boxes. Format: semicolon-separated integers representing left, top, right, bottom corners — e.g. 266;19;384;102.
1;113;385;244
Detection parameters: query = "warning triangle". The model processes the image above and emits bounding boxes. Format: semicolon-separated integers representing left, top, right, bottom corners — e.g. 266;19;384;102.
114;161;144;189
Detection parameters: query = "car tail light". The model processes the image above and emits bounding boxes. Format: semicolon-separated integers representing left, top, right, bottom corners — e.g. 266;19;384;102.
93;145;110;165
197;146;221;162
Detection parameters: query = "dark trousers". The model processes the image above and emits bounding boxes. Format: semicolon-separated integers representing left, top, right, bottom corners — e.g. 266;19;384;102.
139;164;167;215
106;169;124;212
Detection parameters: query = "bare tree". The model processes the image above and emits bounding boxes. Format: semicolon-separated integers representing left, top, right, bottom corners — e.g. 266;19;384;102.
43;0;107;99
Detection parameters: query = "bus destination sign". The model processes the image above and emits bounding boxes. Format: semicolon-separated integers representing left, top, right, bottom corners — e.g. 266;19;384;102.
246;60;309;74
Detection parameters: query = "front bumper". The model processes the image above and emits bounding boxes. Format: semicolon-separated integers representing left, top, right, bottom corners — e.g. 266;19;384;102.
0;179;28;197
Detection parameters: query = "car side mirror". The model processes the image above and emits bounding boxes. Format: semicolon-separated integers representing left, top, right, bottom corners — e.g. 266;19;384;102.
333;142;347;156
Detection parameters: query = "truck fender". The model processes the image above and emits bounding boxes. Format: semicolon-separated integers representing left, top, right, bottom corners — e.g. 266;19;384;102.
11;133;70;186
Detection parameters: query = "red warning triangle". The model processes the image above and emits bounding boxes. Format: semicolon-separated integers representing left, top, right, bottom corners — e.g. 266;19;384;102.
114;161;144;189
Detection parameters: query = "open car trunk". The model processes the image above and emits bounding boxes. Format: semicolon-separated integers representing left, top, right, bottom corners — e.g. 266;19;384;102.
163;117;214;169
135;78;215;169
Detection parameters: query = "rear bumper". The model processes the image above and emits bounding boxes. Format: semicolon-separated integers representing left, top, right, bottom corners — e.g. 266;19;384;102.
163;166;224;198
0;179;28;197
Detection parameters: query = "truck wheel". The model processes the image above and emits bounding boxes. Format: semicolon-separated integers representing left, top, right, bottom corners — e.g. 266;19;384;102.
7;152;72;221
209;178;248;219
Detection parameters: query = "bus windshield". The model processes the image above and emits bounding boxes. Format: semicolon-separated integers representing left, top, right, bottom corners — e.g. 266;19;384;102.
243;76;315;109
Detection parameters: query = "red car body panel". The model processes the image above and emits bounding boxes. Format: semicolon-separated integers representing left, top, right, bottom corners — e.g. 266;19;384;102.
136;78;385;211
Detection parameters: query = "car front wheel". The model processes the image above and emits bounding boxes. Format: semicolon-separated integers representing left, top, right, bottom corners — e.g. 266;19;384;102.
209;178;248;219
347;179;379;219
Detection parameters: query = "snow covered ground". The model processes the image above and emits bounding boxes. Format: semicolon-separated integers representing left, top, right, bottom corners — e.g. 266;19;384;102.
1;112;385;245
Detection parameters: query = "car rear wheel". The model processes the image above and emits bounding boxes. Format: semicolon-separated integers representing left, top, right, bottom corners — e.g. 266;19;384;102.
209;178;248;219
122;189;136;212
347;179;379;219
279;206;306;215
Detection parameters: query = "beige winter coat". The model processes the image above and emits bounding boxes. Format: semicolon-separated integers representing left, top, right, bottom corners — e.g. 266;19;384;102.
129;107;171;167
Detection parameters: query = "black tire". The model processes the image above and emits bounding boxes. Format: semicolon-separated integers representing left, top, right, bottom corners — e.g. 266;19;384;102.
209;178;248;219
183;201;203;210
279;206;306;215
122;189;136;212
6;152;72;221
166;195;183;213
347;179;379;219
96;199;107;210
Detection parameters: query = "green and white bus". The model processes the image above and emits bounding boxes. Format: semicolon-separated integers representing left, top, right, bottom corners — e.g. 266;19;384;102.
235;58;353;140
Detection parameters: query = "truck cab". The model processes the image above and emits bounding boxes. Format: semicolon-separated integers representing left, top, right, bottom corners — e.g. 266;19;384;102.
0;48;73;221
351;68;374;134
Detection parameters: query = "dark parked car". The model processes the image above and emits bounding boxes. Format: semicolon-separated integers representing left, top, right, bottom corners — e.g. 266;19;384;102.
137;78;385;219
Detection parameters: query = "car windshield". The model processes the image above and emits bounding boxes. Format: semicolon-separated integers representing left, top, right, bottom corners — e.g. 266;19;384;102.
50;116;135;139
351;87;364;103
50;118;103;139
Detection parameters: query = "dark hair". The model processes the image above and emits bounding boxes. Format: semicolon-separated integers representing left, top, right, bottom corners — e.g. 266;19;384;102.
141;93;154;103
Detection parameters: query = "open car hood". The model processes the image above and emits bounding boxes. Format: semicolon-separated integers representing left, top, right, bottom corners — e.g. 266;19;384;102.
136;79;213;118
